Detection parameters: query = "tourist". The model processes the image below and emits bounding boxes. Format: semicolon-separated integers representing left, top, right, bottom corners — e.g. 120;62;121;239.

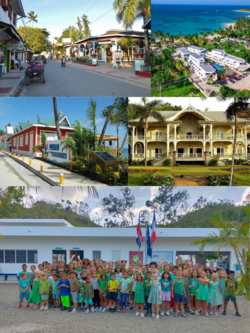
218;269;227;311
107;272;119;312
195;271;210;317
114;265;123;302
172;271;187;318
17;273;30;309
28;270;42;309
58;272;71;311
84;276;94;313
208;273;223;315
223;270;241;317
144;271;153;316
160;271;173;316
118;270;131;312
183;268;194;314
69;270;79;313
134;272;145;317
130;266;139;310
148;273;162;320
98;273;108;311
39;272;51;310
51;273;60;310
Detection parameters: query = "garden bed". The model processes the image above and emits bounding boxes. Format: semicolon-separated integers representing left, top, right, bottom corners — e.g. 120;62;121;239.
76;62;97;67
129;168;169;172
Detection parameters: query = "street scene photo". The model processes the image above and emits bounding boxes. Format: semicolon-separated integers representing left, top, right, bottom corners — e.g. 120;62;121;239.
0;0;151;97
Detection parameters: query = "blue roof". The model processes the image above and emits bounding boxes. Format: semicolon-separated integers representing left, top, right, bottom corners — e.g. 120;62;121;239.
213;64;224;72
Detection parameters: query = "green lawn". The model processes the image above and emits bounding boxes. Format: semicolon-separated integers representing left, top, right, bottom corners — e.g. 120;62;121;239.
151;81;205;97
128;165;250;186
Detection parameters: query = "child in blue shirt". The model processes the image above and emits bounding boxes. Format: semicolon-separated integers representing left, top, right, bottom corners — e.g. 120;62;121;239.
17;264;30;281
58;272;71;311
17;272;30;308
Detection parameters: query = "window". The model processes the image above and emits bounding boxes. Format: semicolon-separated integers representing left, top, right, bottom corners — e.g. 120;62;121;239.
14;137;16;146
28;250;38;263
25;133;28;145
16;250;26;263
17;136;19;146
20;135;23;147
93;251;101;260
5;250;15;263
0;250;3;263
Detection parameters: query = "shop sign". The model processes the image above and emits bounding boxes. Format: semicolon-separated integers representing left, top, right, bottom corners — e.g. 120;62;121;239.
7;41;24;51
86;43;92;49
146;251;173;264
44;140;69;167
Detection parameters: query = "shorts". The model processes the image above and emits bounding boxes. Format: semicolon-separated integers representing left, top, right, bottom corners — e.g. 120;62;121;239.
108;292;117;301
41;293;49;301
71;292;78;303
61;295;71;307
53;294;60;300
102;290;108;297
190;293;197;297
19;293;29;301
174;293;184;303
162;291;171;301
185;293;191;304
85;298;93;306
225;295;237;302
131;291;135;299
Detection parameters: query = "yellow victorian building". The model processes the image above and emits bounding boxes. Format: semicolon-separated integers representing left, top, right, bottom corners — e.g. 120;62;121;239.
128;104;250;164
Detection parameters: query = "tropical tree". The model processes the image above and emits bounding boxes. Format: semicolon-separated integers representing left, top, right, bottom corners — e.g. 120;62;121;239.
118;37;133;62
53;97;62;140
32;132;47;155
26;11;38;27
155;73;165;97
86;98;97;151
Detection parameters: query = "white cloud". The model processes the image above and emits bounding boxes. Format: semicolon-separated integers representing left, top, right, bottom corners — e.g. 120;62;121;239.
235;187;250;206
150;187;159;201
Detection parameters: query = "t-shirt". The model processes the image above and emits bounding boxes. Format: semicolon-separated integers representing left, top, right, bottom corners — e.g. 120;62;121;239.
91;278;99;290
44;270;52;278
115;273;123;287
99;279;108;291
106;273;112;282
17;271;29;281
69;278;80;293
108;280;119;293
39;279;51;294
56;268;66;274
29;272;36;286
225;279;238;297
51;281;59;295
58;279;70;296
183;276;191;293
48;276;53;284
120;278;131;293
131;276;136;292
18;279;30;294
160;279;173;292
144;278;153;296
171;275;177;281
190;278;199;294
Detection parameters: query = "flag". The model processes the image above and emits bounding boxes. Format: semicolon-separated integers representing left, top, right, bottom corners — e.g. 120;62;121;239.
151;211;157;244
136;215;143;248
146;223;152;257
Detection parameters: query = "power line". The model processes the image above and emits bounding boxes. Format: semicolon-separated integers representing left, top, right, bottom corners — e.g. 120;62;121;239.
84;0;101;14
90;8;113;26
66;0;90;25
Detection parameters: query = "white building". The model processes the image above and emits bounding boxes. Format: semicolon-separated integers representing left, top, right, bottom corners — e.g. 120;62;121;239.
187;45;206;56
176;47;192;58
188;53;217;82
0;219;238;276
209;49;250;71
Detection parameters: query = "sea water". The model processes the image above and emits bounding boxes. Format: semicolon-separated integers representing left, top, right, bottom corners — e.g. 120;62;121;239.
152;4;250;36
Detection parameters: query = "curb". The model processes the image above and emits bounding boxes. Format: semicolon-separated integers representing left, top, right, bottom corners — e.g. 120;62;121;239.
61;60;150;89
1;151;59;186
12;70;27;97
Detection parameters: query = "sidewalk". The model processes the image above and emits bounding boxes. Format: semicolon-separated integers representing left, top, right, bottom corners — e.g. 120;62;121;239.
0;67;27;97
63;60;151;88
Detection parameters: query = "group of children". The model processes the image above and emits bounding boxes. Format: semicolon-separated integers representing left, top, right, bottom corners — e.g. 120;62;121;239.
16;256;241;319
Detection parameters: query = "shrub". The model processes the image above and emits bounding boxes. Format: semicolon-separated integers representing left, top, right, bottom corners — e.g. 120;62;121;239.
143;175;174;186
175;163;181;166
163;158;172;166
208;159;218;167
208;175;236;186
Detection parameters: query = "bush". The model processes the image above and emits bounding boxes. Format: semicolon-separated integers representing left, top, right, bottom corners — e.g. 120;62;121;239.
130;159;155;166
208;174;236;186
163;158;172;166
175;163;181;166
219;85;235;97
208;159;218;166
143;175;174;186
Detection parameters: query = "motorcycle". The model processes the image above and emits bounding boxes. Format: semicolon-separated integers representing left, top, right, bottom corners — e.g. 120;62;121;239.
61;61;66;67
25;60;46;86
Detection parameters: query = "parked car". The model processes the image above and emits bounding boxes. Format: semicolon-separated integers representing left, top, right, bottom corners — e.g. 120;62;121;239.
229;79;235;83
242;73;247;77
236;76;242;80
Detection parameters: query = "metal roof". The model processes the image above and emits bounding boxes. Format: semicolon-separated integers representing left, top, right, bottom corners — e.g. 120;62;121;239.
177;47;191;54
9;0;25;17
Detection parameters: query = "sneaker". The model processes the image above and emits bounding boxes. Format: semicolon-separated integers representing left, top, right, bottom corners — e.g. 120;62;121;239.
91;307;95;313
152;314;156;318
145;311;149;317
135;312;139;316
181;313;187;317
160;311;164;316
210;310;213;315
123;309;126;313
40;306;44;310
214;310;218;316
95;307;99;312
141;312;144;317
44;306;48;310
109;307;112;312
236;312;241;317
156;315;159;320
102;308;107;312
51;305;55;310
67;307;71;312
25;304;29;308
170;308;173;313
165;311;170;316
61;306;66;311
118;309;121;313
204;312;208;317
222;310;227;315
129;307;133;311
99;307;103;311
113;307;116;312
17;304;22;309
85;309;90;313
190;309;195;314
71;309;77;313
55;307;60;311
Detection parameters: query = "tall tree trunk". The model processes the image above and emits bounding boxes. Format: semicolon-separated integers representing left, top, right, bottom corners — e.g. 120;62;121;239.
119;129;128;154
144;120;148;167
116;129;119;158
230;98;237;186
98;97;120;145
144;29;150;72
53;97;62;140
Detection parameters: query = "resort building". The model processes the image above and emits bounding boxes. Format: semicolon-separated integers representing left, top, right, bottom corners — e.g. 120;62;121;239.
187;45;206;56
176;47;192;58
208;49;250;71
128;104;250;163
188;53;217;82
65;30;146;64
0;219;237;276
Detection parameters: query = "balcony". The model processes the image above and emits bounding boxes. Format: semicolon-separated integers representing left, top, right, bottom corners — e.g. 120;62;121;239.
177;153;204;160
147;134;167;141
133;135;145;141
176;134;208;140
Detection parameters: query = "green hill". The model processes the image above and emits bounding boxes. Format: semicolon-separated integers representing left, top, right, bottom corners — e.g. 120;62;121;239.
0;201;99;227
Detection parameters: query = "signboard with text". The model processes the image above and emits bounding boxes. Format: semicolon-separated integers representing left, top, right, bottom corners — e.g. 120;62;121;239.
7;40;24;51
62;38;72;43
146;251;173;264
44;140;69;167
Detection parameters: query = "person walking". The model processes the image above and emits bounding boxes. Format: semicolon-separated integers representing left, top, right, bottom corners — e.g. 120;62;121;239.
9;143;12;152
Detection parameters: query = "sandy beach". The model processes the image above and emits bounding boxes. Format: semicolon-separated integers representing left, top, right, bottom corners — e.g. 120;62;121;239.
225;22;236;28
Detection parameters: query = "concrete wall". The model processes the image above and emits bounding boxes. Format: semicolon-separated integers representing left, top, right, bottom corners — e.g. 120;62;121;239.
206;154;226;166
153;154;174;166
0;235;237;274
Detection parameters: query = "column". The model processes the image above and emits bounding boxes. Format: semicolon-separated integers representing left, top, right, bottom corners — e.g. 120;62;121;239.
167;141;169;156
167;124;169;140
131;126;134;161
203;141;206;156
174;124;177;140
174;141;177;151
210;141;213;155
203;124;206;140
210;124;213;139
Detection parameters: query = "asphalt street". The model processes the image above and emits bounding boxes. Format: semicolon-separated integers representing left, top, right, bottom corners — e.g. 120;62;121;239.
0;151;49;187
19;60;150;97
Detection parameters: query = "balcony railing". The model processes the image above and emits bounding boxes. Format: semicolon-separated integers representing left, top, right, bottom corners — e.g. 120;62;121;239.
134;153;144;158
176;134;208;140
177;153;204;159
147;134;167;141
134;135;145;141
216;153;245;158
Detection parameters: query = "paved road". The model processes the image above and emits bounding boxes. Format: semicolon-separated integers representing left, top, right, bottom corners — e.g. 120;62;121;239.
0;151;49;187
19;60;150;97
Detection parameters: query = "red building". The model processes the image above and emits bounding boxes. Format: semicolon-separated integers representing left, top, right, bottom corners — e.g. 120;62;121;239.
9;115;74;157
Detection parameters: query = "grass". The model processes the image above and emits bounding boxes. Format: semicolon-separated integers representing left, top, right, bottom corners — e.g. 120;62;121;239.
128;165;250;186
151;81;205;97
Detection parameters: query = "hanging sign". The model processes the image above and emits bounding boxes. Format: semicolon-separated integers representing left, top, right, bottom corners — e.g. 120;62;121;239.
7;40;24;51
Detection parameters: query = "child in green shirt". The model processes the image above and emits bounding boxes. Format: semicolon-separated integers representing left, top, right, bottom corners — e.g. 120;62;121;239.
223;270;241;317
144;271;153;316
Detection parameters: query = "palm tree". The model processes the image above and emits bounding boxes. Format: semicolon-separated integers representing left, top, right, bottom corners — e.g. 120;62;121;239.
26;11;38;27
86;98;97;151
53;97;62;140
110;113;122;157
98;98;120;146
155;73;165;97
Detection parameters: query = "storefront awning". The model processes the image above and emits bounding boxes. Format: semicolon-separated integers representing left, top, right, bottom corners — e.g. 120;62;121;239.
97;40;112;45
9;0;26;17
0;21;24;44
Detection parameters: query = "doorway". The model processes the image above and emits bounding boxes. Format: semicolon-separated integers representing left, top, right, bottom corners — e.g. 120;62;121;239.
155;148;162;158
196;148;202;155
106;48;112;63
178;148;184;157
70;250;84;260
189;148;193;157
52;249;67;263
217;148;224;156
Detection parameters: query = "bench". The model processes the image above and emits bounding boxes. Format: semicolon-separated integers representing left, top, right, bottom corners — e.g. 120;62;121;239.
0;273;17;281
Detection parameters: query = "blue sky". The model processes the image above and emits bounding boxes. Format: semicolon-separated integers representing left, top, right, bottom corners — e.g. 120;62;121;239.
19;0;144;44
0;97;127;146
152;0;250;4
25;186;250;225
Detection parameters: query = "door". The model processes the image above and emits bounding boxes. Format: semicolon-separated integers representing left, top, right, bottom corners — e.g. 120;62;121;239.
217;148;224;156
29;132;33;154
155;148;162;158
52;249;67;263
106;48;112;63
196;148;202;156
129;251;143;265
187;132;192;139
189;148;193;157
178;148;184;157
155;132;162;140
217;132;223;139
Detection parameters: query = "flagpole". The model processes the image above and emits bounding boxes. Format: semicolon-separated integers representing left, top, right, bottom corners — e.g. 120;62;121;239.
145;222;147;264
138;212;140;261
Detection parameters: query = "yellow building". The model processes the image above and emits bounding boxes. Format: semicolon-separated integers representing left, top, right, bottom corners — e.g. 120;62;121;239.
128;104;250;163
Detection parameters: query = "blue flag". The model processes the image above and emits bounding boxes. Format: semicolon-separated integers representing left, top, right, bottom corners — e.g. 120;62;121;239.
146;223;152;257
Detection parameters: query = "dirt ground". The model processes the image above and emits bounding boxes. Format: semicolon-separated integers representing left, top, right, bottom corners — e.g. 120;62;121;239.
174;175;209;186
0;283;249;333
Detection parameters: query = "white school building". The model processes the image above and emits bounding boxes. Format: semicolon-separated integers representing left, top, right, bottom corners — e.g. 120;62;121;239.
0;219;238;276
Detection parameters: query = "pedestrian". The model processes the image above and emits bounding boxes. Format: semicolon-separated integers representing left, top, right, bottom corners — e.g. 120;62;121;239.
195;270;210;317
134;273;145;317
9;143;12;152
17;272;30;309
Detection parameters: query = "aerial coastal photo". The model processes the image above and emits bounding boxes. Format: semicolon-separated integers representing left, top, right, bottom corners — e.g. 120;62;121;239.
151;1;250;97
